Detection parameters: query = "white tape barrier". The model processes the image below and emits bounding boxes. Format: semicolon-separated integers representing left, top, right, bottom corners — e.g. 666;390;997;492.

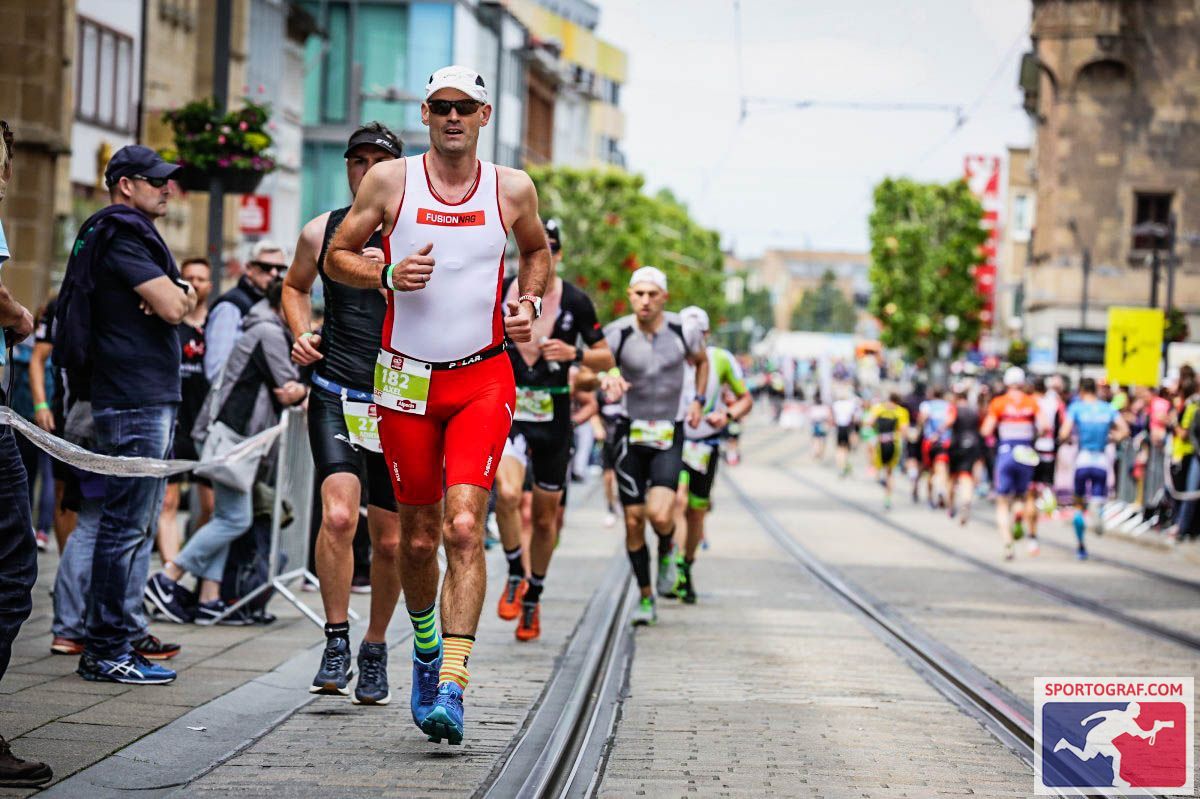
0;406;284;479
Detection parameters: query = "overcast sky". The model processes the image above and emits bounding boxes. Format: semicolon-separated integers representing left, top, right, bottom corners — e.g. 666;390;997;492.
596;0;1032;257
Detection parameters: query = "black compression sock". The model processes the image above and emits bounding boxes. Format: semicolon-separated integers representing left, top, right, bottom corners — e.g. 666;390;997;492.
627;546;652;590
656;528;676;561
324;621;350;642
504;546;524;579
525;572;545;604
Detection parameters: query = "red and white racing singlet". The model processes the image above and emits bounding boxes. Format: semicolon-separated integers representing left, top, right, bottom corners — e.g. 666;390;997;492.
382;154;509;362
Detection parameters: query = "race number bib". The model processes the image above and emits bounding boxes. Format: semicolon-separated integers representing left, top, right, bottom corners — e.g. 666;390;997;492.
630;420;674;451
682;441;714;472
514;388;554;423
373;351;432;415
342;400;382;453
1012;445;1040;467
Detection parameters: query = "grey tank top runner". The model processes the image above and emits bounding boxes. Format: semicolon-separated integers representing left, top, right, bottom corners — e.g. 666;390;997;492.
603;312;702;422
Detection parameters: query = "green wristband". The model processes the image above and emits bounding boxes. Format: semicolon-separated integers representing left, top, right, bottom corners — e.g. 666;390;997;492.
33;402;49;412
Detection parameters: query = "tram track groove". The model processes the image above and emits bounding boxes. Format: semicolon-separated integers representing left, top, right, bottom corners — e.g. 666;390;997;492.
724;469;1174;799
778;462;1200;654
478;552;635;799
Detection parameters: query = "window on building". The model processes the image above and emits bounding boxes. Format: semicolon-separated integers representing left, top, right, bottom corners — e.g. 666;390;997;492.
76;18;135;133
1011;193;1034;242
1132;191;1173;251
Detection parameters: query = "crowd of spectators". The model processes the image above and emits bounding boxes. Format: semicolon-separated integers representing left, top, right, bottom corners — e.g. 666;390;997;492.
0;132;318;785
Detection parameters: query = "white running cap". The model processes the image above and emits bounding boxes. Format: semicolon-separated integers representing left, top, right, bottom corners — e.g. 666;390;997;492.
1003;366;1026;387
680;305;709;332
425;65;488;104
629;266;668;292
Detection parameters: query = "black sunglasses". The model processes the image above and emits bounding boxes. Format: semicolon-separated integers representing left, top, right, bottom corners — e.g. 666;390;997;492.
249;260;285;274
133;174;170;189
427;99;482;117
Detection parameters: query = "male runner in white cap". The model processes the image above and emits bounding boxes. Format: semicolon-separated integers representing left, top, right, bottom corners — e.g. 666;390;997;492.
325;65;550;746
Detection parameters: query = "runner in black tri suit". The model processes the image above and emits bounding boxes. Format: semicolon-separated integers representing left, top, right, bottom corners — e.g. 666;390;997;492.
493;219;613;641
281;123;403;705
947;385;982;525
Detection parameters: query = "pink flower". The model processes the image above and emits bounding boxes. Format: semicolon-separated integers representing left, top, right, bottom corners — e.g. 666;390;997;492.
257;84;265;94
218;134;227;144
239;121;248;131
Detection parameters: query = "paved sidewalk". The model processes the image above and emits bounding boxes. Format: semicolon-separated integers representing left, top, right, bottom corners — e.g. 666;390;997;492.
0;545;370;797
179;487;620;797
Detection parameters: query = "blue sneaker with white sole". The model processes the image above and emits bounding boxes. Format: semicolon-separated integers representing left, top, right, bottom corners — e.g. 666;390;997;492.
77;651;176;685
422;682;465;745
411;650;442;729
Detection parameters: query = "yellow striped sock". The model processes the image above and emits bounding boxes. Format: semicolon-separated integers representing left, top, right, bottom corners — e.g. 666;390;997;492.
439;634;474;690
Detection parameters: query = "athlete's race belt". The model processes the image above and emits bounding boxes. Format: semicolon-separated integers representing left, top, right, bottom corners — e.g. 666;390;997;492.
630;419;675;451
374;350;433;415
682;440;714;472
514;385;569;423
312;372;382;453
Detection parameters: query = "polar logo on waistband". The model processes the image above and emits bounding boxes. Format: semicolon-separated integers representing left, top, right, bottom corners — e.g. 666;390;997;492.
417;208;486;227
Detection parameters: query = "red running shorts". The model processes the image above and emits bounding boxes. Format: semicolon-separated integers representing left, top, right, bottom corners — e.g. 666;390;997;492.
378;353;515;505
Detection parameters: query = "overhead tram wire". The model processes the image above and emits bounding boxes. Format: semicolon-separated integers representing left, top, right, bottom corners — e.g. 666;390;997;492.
808;24;1033;245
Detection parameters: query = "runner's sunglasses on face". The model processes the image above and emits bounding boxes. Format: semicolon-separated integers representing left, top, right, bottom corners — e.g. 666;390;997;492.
427;99;482;117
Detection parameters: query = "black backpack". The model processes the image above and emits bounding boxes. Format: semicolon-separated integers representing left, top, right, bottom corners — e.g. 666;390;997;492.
219;515;287;622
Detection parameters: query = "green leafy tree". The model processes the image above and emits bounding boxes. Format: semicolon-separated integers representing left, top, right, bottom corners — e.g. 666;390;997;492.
868;177;987;362
717;277;773;352
527;167;725;322
790;269;857;333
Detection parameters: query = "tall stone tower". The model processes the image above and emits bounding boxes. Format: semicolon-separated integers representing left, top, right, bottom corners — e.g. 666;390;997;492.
1021;0;1200;339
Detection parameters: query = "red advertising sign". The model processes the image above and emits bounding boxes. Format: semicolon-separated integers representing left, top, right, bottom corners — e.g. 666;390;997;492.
238;195;271;235
964;155;1002;331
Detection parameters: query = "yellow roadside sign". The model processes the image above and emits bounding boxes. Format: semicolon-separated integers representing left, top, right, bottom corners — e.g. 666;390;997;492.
1105;307;1163;387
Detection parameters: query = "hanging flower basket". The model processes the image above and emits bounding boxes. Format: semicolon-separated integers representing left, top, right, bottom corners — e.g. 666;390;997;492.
159;98;276;194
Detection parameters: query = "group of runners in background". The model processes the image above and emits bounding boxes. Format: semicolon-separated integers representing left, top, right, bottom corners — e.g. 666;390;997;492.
806;367;1129;561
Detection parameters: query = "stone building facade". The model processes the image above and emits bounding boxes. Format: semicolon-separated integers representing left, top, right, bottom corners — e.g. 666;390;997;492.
0;3;73;311
1021;0;1200;341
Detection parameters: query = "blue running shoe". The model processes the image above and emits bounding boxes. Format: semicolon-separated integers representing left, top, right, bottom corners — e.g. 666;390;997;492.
353;641;390;706
422;682;465;745
310;636;354;696
78;651;176;685
410;650;442;728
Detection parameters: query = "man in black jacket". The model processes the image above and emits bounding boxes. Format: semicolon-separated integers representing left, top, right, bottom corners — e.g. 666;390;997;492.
53;146;196;686
204;240;287;382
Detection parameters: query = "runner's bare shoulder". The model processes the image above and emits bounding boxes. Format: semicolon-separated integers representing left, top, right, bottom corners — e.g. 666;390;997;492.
495;165;537;228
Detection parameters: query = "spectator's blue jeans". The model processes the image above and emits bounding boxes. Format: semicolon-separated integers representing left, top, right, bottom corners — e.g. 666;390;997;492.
173;481;252;583
83;403;176;658
1176;456;1200;537
52;500;152;642
0;419;36;682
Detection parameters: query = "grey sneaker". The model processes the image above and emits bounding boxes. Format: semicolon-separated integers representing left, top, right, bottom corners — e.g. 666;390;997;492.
352;641;391;705
630;596;657;627
310;636;354;696
656;547;678;598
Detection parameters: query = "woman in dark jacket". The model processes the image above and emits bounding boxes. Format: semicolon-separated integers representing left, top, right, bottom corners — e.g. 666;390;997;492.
144;281;306;624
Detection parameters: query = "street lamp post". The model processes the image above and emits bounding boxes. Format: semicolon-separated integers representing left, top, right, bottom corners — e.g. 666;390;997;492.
1067;218;1091;327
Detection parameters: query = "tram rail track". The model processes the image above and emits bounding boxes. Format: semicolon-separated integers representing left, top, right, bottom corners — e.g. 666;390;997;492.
779;462;1200;654
478;552;635;799
725;469;1178;799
